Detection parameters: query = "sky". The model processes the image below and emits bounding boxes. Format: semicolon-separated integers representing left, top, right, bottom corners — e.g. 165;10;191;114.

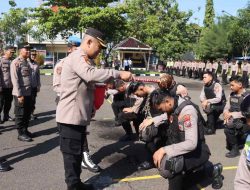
0;0;248;25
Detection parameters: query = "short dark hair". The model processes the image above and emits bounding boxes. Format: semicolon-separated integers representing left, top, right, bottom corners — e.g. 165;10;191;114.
127;82;145;95
150;89;173;107
114;79;125;89
229;76;243;84
203;71;213;78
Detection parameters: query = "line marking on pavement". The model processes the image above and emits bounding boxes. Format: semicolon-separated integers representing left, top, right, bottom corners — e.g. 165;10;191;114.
106;99;112;104
103;118;113;120
113;165;238;183
197;184;206;190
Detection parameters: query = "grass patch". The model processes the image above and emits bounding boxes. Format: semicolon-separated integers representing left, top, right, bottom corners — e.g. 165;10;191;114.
40;69;53;74
132;70;161;74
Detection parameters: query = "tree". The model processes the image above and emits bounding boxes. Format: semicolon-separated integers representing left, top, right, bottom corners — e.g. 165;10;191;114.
31;0;128;63
203;0;215;28
0;8;33;46
125;0;197;60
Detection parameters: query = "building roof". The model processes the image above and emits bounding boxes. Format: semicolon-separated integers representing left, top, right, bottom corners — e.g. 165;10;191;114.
114;37;153;51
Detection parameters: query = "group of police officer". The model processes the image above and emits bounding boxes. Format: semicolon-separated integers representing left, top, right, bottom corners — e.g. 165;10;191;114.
0;44;40;172
166;59;250;88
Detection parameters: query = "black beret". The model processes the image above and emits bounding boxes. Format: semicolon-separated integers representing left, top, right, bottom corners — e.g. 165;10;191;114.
85;27;107;49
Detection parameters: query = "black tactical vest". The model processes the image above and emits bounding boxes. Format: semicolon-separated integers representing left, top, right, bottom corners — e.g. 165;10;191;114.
169;82;178;97
113;91;125;101
229;91;249;112
204;81;226;104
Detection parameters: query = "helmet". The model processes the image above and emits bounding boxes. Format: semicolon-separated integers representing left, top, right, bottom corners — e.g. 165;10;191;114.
241;94;250;118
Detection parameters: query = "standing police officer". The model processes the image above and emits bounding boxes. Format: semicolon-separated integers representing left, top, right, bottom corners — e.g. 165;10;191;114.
234;94;250;189
221;59;229;85
223;76;249;158
200;71;226;135
242;59;249;88
11;43;33;142
231;59;238;78
28;49;41;120
56;28;132;190
0;46;15;123
212;61;218;81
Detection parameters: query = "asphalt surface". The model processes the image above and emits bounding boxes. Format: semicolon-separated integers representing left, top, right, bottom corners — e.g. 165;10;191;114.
0;75;241;190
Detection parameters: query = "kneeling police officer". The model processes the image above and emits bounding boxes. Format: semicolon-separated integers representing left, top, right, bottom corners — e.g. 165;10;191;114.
144;90;223;190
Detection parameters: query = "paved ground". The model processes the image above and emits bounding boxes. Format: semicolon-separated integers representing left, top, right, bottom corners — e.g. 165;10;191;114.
0;75;240;190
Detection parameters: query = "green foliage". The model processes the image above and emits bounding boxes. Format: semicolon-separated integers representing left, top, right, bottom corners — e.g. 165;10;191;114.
8;0;16;7
125;0;198;60
204;0;215;28
0;8;33;45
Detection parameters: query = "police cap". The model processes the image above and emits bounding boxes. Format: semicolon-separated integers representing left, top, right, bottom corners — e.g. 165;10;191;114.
241;94;250;118
30;49;37;55
5;45;16;53
85;27;107;49
18;43;33;50
68;36;81;47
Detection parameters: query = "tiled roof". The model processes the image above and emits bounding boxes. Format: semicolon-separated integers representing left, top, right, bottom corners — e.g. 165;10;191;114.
114;37;152;50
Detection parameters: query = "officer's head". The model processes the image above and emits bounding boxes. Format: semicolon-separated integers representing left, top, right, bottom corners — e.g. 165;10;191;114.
241;94;250;125
150;89;175;113
4;46;15;59
115;79;126;92
30;49;37;61
127;82;146;97
158;74;173;89
203;71;213;85
229;76;243;92
18;43;33;59
67;36;81;53
81;28;106;59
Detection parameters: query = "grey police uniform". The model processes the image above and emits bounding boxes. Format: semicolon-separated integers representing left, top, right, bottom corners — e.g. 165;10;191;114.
10;56;32;137
0;56;13;120
28;59;41;114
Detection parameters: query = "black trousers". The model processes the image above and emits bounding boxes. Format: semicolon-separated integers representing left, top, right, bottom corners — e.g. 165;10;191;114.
31;87;38;113
224;127;245;150
111;100;126;121
0;88;13;118
242;71;249;88
199;69;203;80
14;96;32;135
206;109;222;131
222;70;228;84
58;123;87;188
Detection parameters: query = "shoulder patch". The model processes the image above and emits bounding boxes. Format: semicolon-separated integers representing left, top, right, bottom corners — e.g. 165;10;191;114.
56;67;62;75
183;114;191;128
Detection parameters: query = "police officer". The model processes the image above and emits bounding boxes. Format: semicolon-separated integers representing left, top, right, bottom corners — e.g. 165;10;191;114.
200;71;226;135
11;43;33;142
56;28;132;190
0;46;15;123
147;90;223;190
241;59;249;88
221;59;229;85
212;61;218;81
205;61;212;72
234;94;250;189
181;61;186;77
198;61;205;80
28;49;41;120
223;76;249;158
53;38;80;105
231;59;238;78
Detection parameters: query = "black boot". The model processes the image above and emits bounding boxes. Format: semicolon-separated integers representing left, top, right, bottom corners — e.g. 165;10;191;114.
212;163;223;189
0;162;12;172
225;145;240;158
137;160;154;171
67;182;94;190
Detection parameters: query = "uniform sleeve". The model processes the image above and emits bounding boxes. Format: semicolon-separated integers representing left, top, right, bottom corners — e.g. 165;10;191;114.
234;151;250;190
130;96;144;113
73;56;120;83
200;87;206;102
163;106;198;158
223;95;231;113
152;113;168;127
53;64;61;94
207;83;222;104
10;60;22;96
37;65;41;89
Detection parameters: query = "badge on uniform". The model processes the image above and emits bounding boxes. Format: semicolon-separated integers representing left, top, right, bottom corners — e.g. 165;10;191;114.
57;67;62;75
183;115;191;128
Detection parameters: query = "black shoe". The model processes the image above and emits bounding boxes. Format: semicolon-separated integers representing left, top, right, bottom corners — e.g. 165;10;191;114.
137;161;154;171
18;134;33;142
25;130;35;138
3;116;14;122
119;134;133;142
68;182;94;190
225;148;240;158
0;162;12;172
81;152;101;173
212;163;223;189
114;120;121;127
204;128;215;135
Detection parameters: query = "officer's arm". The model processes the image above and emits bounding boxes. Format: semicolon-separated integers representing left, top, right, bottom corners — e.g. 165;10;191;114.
37;65;41;89
10;60;22;96
234;147;250;189
73;56;120;83
207;83;222;104
223;95;230;114
129;96;144;114
200;87;206;102
52;64;60;94
152;113;168;127
163;106;198;158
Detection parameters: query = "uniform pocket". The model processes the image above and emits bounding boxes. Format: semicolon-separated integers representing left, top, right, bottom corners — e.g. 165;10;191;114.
60;136;82;155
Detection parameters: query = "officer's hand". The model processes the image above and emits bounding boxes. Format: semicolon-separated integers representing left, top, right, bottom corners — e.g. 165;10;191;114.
18;96;24;104
201;100;208;108
153;148;166;168
120;71;133;82
224;111;232;121
123;107;133;113
139;118;153;131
